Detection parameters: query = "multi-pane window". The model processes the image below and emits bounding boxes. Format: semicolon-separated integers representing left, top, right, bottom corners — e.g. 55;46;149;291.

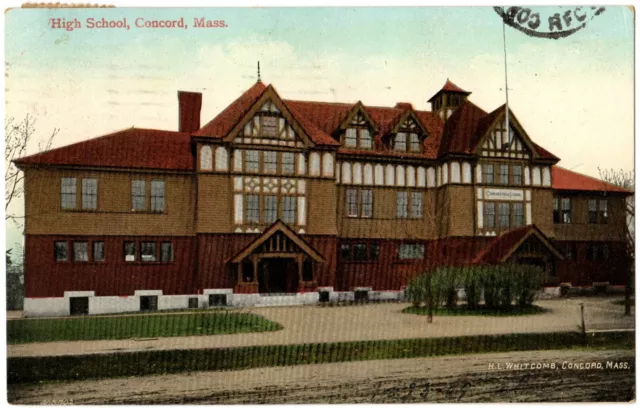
346;189;372;218
499;164;509;185
282;196;297;224
150;181;165;212
81;179;97;209
246;194;260;223
245;150;259;172
344;126;372;149
484;202;496;228
124;242;136;262
512;165;523;185
93;241;105;262
141;242;157;262
587;244;610;261
498;203;510;228
409;133;421;152
73;241;89;262
61;177;77;209
513;202;524;227
398;243;425;260
346;189;359;217
264;151;277;173
262;116;278;137
410;192;423;218
132;180;146;211
589;199;608;224
282;152;295;174
340;242;380;261
553;197;572;224
396;191;408;218
483;164;494;184
263;195;278;223
394;133;407;151
361;190;373;218
54;241;68;261
161;242;174;262
345;128;358;148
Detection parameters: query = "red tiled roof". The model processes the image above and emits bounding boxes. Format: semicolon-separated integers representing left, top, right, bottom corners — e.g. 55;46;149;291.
439;100;488;156
428;79;471;102
14;128;193;171
552;166;633;194
472;226;537;264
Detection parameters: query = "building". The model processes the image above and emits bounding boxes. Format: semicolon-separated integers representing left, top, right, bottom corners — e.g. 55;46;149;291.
15;79;633;316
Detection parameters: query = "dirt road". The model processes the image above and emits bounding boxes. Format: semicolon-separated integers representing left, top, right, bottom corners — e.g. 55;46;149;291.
8;297;634;358
9;349;634;403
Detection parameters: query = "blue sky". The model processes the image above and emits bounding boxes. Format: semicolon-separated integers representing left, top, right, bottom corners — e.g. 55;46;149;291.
4;6;635;253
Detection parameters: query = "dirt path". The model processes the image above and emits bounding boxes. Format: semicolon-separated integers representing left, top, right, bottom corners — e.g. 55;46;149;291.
8;298;634;358
8;349;635;403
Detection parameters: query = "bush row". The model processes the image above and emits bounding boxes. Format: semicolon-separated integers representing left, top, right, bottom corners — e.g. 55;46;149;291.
406;264;545;310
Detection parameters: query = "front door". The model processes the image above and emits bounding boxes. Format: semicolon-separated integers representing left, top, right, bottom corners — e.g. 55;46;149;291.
69;297;89;315
258;258;298;294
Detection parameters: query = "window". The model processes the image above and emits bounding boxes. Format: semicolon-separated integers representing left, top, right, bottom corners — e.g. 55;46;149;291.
264;195;278;223
410;192;423;218
396;191;408;218
409;133;421;152
512;165;522;185
245;150;259;172
513;202;524;227
340;244;351;260
141;242;157;262
61;177;76;209
564;243;574;260
150;180;165;212
586;244;608;261
124;241;136;262
360;129;372;149
370;243;380;261
554;197;572;224
161;242;173;262
589;199;608;224
246;194;260;223
483;164;494;184
262;116;278;137
398;243;424;260
264;151;277;173
132;180;146;211
346;189;359;217
353;244;368;261
344;127;372;149
345;128;357;148
54;241;68;261
499;164;509;185
282;152;295;174
72;241;88;262
498;203;510;228
484;202;496;228
340;242;379;262
81;179;97;209
282;196;297;224
93;241;105;262
361;190;373;218
394;133;407;151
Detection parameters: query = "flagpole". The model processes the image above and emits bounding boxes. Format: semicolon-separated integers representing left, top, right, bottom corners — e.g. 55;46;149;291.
502;7;510;139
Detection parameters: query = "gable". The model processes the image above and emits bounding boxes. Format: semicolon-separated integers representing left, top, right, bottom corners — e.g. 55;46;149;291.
475;108;538;159
339;102;379;133
224;85;315;148
391;109;429;137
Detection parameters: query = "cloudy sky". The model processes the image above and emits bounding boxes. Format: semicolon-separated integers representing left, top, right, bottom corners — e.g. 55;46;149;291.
4;6;634;251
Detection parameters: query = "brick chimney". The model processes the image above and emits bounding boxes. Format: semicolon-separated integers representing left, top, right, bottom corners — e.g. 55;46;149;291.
178;91;202;133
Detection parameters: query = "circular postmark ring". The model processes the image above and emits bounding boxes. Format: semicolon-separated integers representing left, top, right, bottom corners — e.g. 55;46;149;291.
494;6;606;40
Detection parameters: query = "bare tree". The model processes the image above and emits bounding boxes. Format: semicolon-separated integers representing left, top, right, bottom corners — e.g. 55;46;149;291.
5;114;58;223
598;167;634;316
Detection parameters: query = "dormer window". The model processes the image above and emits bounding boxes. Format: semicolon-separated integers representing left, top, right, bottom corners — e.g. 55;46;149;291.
345;127;372;149
241;100;296;141
394;132;421;153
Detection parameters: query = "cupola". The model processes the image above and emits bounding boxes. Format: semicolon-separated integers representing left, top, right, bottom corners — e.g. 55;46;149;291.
428;79;471;122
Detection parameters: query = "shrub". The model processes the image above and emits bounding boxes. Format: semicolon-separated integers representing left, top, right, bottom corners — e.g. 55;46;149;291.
431;267;460;308
460;267;481;309
405;274;429;308
511;264;545;307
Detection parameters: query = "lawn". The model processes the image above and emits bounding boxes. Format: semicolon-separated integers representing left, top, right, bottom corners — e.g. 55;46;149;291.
7;312;282;344
402;305;548;316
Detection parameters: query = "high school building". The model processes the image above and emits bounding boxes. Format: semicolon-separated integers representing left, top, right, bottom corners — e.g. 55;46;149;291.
16;79;632;316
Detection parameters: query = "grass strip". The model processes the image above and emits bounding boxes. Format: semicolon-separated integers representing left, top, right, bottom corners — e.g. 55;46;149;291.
7;331;634;384
402;305;549;316
7;312;282;344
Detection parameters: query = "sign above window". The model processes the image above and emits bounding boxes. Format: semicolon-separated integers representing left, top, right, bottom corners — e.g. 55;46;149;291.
484;188;524;201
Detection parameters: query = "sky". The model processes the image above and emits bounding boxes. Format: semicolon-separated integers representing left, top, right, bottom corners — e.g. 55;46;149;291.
3;6;635;254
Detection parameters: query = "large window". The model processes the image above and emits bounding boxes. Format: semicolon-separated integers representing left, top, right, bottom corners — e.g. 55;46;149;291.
81;179;97;210
263;195;278;223
340;242;380;261
61;177;76;209
485;201;528;230
397;243;425;260
141;242;157;262
54;241;68;261
73;241;89;262
131;180;146;211
396;191;408;218
346;188;373;218
410;192;423;218
393;132;421;152
483;164;494;184
344;127;372;149
553;197;572;224
150;181;165;212
246;194;260;223
587;243;610;261
589;199;608;224
282;196;297;224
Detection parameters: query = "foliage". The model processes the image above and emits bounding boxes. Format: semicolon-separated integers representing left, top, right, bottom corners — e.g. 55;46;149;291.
6;247;25;311
7;312;281;344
